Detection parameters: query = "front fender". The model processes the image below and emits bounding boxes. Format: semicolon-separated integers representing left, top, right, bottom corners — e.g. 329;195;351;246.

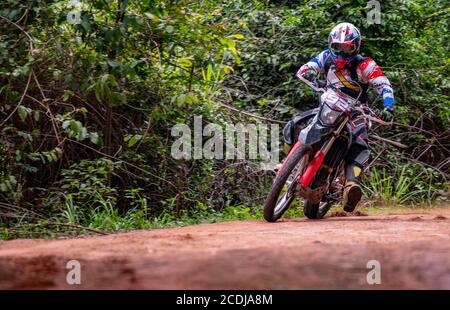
282;108;319;145
299;115;334;145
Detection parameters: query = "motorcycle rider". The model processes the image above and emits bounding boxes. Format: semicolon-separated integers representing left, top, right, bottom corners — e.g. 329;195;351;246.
294;22;395;212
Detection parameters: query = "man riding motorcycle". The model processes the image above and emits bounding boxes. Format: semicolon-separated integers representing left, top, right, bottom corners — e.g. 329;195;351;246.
289;22;395;212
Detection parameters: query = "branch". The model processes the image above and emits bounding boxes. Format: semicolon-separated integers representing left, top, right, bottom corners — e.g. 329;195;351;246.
0;14;34;53
0;72;32;126
41;135;180;190
45;222;109;235
31;70;63;145
365;146;387;172
219;103;287;124
0;211;109;236
370;134;408;149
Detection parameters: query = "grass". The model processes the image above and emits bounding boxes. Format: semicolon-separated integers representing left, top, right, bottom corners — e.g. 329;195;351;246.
361;163;445;206
325;196;450;218
61;193;307;232
0;198;308;240
2;201;448;240
1;164;447;240
357;202;449;215
0;204;265;240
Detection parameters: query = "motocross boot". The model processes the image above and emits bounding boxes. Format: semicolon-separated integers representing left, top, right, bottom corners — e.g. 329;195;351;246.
342;164;363;212
342;180;362;212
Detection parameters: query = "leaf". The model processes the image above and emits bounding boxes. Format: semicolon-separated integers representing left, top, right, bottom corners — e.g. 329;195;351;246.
78;127;88;141
176;94;186;107
89;132;100;145
128;134;142;147
220;38;237;54
177;57;193;69
70;120;82;133
62;120;71;129
231;34;244;39
33;110;41;122
144;12;158;22
54;147;63;157
62;90;74;102
94;81;102;102
165;25;174;33
45;153;53;163
112;92;127;105
0;183;7;192
223;65;234;74
186;95;198;104
107;60;120;68
17;106;30;122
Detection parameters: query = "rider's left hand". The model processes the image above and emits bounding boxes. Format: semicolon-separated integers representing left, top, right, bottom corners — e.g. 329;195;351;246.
379;106;394;122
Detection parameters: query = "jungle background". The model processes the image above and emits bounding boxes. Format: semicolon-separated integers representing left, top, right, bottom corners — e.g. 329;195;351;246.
0;0;448;238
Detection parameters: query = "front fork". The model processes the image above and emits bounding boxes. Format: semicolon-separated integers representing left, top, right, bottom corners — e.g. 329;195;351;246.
299;117;349;188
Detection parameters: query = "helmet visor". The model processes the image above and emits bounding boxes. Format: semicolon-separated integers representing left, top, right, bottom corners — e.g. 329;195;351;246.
330;42;356;56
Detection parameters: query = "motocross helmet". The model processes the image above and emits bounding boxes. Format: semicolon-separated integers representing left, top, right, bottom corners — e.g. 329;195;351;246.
328;22;361;61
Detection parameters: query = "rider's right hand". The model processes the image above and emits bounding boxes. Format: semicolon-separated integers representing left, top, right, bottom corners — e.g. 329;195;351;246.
303;68;318;82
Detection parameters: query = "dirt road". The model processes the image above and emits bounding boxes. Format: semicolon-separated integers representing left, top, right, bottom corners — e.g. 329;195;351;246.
0;208;449;289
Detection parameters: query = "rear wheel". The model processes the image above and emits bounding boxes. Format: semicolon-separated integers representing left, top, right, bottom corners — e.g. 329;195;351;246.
304;200;332;219
318;201;332;218
304;201;319;219
263;145;311;222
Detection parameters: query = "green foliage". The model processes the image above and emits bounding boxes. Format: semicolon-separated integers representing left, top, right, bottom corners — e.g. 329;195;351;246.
362;162;444;205
0;0;448;238
57;158;120;205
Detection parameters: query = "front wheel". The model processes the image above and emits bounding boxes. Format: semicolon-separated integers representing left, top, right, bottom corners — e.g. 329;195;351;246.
263;144;311;222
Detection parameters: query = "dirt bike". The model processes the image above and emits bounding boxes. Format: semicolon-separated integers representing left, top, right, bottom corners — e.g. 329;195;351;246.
263;75;390;222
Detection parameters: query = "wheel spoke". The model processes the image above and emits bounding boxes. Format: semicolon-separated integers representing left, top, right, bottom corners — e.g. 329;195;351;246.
273;154;309;216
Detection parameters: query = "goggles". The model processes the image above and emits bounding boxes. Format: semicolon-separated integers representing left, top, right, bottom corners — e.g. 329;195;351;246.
330;42;356;55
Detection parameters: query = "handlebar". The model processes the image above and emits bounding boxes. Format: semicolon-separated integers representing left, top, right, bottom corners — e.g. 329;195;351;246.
298;75;326;93
298;74;392;126
353;106;392;126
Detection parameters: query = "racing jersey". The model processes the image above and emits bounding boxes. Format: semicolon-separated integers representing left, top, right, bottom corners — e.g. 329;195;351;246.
297;49;394;108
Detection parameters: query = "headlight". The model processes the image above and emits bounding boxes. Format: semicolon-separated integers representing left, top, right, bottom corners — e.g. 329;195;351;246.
320;104;342;125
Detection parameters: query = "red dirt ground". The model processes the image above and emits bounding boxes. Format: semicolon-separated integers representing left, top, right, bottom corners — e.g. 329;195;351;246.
0;208;449;289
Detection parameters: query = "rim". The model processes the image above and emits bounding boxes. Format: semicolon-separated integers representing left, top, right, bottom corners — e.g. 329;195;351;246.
273;154;309;217
317;201;331;219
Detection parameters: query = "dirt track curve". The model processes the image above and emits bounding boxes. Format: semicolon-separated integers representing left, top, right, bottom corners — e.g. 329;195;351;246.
1;208;450;289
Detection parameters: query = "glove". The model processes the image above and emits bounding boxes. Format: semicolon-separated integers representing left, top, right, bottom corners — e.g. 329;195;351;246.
316;79;327;88
379;106;394;122
303;68;318;82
